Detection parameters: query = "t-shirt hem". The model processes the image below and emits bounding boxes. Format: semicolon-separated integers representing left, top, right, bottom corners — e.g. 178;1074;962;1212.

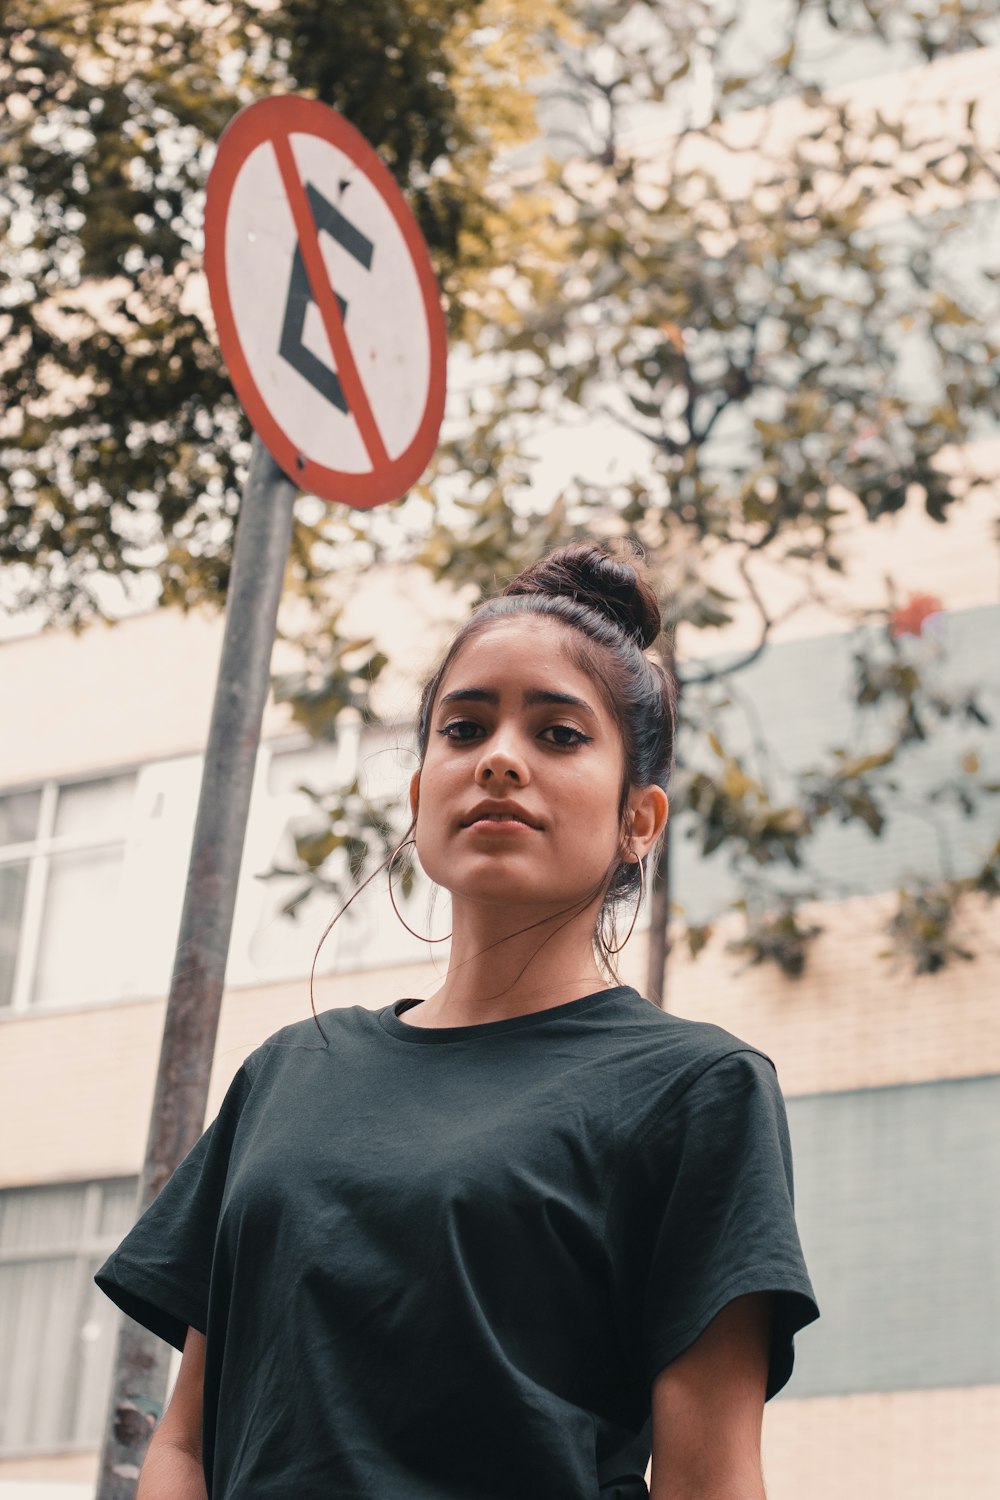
95;1251;208;1353
644;1265;820;1400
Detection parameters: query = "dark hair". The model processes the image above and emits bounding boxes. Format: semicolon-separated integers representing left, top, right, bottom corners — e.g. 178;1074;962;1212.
415;542;678;967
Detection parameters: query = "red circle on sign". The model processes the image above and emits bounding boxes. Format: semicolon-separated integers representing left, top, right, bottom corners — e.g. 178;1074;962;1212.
204;96;447;509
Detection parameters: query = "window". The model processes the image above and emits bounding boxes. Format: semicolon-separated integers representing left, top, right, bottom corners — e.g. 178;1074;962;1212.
0;773;137;1012
242;736;359;982
0;1179;138;1453
335;725;451;970
243;730;449;984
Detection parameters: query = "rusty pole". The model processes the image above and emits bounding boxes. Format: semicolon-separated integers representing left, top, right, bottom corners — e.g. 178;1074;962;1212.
96;436;296;1498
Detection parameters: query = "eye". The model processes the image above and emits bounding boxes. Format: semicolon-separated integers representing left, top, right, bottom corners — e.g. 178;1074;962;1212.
540;724;592;749
436;719;484;743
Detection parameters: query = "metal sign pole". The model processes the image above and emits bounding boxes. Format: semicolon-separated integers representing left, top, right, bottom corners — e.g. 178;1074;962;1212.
96;435;296;1499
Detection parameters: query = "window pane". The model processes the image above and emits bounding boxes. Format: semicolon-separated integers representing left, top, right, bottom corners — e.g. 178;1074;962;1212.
53;773;135;841
98;1178;138;1237
70;1263;126;1446
249;742;355;979
31;846;127;1008
0;861;29;1009
0;1256;80;1449
0;789;40;848
0;1181;137;1453
0;1182;90;1255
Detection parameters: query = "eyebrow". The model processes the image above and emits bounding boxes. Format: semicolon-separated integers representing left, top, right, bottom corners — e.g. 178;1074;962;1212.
438;687;598;717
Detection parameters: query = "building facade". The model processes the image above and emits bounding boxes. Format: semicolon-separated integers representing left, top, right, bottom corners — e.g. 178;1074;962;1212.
1;464;998;1498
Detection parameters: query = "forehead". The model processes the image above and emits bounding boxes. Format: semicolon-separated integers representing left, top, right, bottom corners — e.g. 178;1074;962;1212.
435;617;608;708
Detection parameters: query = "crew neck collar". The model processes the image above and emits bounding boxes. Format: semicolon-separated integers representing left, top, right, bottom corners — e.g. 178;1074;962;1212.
378;985;638;1044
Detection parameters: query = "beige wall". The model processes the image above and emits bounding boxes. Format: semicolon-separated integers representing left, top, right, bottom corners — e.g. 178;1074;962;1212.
0;563;465;791
763;1385;1000;1500
4;891;997;1188
1;608;231;789
655;893;1000;1097
0;960;434;1187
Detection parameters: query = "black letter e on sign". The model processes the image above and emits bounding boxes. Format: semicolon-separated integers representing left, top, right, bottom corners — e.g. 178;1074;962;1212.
278;182;374;415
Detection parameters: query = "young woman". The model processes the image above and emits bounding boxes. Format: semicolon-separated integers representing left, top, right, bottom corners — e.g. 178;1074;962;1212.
97;543;818;1500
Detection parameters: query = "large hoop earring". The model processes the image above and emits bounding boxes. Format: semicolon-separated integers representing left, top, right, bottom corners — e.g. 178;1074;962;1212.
387;837;452;944
605;857;645;956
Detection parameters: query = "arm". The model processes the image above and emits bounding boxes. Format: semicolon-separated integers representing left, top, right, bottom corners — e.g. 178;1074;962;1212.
136;1328;208;1500
649;1292;772;1500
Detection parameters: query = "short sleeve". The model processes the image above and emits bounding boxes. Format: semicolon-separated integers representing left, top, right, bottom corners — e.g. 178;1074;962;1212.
94;1063;253;1352
613;1048;819;1400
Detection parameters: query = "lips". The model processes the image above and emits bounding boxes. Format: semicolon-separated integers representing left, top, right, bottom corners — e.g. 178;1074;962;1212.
461;803;541;830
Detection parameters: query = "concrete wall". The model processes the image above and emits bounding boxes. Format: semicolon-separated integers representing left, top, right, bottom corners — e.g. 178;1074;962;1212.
787;1076;1000;1397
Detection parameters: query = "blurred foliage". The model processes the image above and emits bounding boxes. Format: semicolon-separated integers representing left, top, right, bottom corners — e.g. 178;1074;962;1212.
414;0;1000;984
3;0;999;983
260;774;402;920
271;609;390;742
885;882;977;975
726;901;825;981
0;0;563;621
882;838;999;974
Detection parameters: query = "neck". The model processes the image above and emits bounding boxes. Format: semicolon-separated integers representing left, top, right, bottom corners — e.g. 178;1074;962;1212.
411;896;611;1027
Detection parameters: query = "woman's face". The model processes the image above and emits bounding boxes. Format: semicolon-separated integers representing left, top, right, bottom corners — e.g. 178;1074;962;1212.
411;617;660;916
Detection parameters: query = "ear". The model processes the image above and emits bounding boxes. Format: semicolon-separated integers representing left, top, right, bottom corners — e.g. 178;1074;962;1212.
625;784;669;860
409;770;420;820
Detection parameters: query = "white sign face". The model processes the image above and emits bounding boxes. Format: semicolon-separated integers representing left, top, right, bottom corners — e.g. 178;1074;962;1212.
205;97;447;508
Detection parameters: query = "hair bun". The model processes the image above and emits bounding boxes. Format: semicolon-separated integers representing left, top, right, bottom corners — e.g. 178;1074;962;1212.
501;543;662;650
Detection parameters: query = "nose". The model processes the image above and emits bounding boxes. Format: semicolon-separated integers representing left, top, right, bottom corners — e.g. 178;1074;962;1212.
474;734;528;785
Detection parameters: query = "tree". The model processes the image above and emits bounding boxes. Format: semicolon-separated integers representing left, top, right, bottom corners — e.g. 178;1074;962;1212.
0;0;557;620
400;0;1000;998
3;0;999;1001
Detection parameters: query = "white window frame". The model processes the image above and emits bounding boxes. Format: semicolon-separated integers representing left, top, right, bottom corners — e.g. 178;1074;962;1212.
0;773;139;1015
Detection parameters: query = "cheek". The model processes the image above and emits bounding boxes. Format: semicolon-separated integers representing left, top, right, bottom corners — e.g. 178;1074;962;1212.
411;759;451;837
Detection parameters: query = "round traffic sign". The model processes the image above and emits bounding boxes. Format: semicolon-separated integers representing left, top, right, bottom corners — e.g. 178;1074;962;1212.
204;96;448;508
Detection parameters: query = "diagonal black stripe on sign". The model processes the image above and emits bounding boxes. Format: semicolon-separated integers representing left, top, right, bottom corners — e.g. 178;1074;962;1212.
278;182;375;415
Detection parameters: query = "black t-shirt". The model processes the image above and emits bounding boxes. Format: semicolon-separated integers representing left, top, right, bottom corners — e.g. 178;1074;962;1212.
96;985;818;1500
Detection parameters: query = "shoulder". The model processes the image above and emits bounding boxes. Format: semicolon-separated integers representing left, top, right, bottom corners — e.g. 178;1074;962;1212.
241;1004;379;1083
604;985;766;1058
587;992;791;1185
599;988;778;1118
